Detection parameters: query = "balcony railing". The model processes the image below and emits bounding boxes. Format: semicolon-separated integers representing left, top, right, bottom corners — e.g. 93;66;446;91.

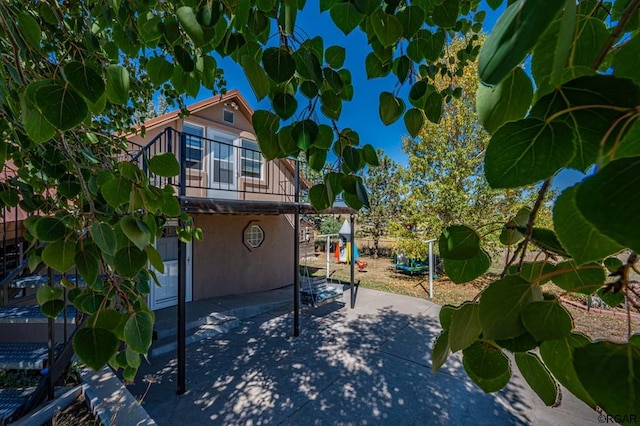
128;128;299;201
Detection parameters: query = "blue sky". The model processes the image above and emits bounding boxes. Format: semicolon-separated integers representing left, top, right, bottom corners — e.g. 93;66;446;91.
186;0;585;190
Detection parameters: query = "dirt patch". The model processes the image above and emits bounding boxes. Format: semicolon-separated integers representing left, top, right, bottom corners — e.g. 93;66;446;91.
52;394;97;426
302;254;640;342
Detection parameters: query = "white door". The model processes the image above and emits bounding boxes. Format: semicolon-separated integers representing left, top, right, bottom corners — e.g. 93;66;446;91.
149;237;192;310
206;129;238;199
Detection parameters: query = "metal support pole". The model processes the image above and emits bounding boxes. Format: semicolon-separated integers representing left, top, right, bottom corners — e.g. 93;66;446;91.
293;161;300;337
350;213;355;309
325;235;330;281
426;238;436;299
177;131;187;395
47;268;54;400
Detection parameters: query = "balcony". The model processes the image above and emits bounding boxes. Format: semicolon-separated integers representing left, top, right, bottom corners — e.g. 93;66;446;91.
127;128;304;203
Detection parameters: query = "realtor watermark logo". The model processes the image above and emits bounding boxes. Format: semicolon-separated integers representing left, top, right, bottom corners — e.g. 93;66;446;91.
598;413;638;423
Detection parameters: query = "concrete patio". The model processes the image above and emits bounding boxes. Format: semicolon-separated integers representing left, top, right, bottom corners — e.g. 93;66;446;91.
126;286;600;425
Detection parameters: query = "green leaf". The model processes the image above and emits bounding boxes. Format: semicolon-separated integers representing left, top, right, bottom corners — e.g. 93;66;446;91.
361;144;379;166
449;302;481;352
147;245;165;273
272;92;297;120
81;293;105;314
576;157;640;253
603;257;623;274
73;327;119;370
17;13;41;47
613;34;640;86
101;176;131;208
63;61;105;104
91;223;117;257
432;0;459;28
262;47;295;83
300;81;319;99
292;120;318;150
506;262;554;285
41;300;65;318
315;125;334;150
148;152;180;177
126;346;141;368
514;352;558;406
478;0;564;85
443;249;491;284
521;300;573;341
124;311;154;353
320;90;342;120
325;45;346;68
574;342;640;416
371;10;403;48
597;287;625;309
105;65;129;105
407;30;445;63
114;246;148;278
365;53;391;79
532;16;610;97
484;118;575;188
403;108;424;138
37;285;62;305
119;216;151;251
34;83;88;131
552;261;605;295
75;250;99;286
42;241;75;272
396;5;425;39
528;228;570;257
146;56;174;85
438;225;480;261
329;3;364;35
540;334;597;408
423;92;443;124
379;92;405;125
22;81;56;143
462;342;511;392
343;192;363;210
476;68;533;134
616;120;640;160
159;192;181;217
432;331;451;372
479;276;540;340
495;332;539;353
342;146;361;172
439;305;456;331
356;181;370;209
309;184;331;211
553;186;623;265
241;55;270;101
529;76;640;171
35;217;67;242
177;6;205;45
324;68;343;94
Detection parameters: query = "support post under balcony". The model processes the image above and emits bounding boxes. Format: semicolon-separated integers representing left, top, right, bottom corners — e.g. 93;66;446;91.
177;131;187;395
293;160;300;337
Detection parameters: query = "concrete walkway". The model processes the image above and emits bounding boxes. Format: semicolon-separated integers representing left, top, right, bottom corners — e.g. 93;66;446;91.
127;287;601;425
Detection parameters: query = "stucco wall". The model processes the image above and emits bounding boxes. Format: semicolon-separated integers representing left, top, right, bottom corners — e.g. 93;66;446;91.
192;214;294;298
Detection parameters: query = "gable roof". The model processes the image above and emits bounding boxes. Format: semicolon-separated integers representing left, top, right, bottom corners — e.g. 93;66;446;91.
139;89;254;132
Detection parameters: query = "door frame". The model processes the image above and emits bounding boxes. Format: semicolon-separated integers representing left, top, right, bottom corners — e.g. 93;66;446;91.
206;128;239;199
149;239;193;311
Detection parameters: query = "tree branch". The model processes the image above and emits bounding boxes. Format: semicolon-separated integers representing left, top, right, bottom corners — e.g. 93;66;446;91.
591;0;640;69
517;179;552;273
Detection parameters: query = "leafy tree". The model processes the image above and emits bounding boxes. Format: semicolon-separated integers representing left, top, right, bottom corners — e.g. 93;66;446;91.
401;40;552;256
0;0;638;419
360;151;401;258
319;216;342;235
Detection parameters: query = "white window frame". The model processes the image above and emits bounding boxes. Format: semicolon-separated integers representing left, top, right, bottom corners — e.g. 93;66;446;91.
240;139;264;180
244;223;264;250
223;109;235;124
183;122;205;170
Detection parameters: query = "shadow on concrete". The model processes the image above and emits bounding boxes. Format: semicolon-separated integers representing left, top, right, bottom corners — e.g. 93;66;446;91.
127;292;538;425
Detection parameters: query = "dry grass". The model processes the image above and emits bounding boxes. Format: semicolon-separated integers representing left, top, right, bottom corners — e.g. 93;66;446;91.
303;254;640;342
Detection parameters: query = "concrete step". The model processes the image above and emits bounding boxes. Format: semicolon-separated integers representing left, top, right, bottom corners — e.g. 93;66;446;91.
149;313;240;358
0;305;76;324
0;342;53;370
148;298;291;359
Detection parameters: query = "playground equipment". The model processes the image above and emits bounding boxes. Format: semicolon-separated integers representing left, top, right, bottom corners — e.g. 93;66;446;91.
300;233;344;307
394;238;439;298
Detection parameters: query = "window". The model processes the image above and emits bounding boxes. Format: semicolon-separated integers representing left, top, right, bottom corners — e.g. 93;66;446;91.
223;109;235;124
241;139;263;179
183;123;204;169
212;140;235;185
244;223;264;249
